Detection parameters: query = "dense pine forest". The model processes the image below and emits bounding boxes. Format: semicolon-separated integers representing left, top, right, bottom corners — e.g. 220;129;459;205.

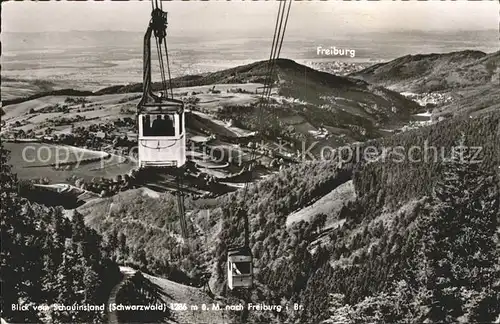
213;117;500;323
0;145;122;323
2;112;499;323
73;109;500;323
354;111;500;206
301;137;500;323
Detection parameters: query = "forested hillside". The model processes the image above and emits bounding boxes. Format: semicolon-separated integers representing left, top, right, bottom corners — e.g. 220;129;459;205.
77;108;500;323
436;85;500;117
79;160;354;290
80;189;198;286
303;138;500;323
100;59;420;132
0;144;122;323
3;112;498;323
353;110;500;207
210;114;500;323
116;272;170;323
214;110;499;323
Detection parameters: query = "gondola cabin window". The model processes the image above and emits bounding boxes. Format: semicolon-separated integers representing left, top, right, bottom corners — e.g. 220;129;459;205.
142;114;176;137
232;262;251;275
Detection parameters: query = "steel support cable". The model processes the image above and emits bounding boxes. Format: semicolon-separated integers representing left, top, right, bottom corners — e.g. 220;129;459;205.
255;0;291;155
240;0;289;199
155;37;167;95
269;0;292;129
264;0;288;101
159;35;188;238
254;0;284;133
163;40;174;99
265;0;289;102
265;0;285;95
256;0;287;147
155;13;170;97
160;45;170;96
261;0;283;103
162;26;188;239
153;11;186;237
151;6;168;97
235;0;291;250
176;173;188;238
157;40;166;87
154;37;167;94
147;0;188;240
259;0;288;143
276;0;292;60
259;0;289;146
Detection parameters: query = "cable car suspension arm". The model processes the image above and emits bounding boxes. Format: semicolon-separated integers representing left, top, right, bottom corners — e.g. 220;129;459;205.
139;0;177;110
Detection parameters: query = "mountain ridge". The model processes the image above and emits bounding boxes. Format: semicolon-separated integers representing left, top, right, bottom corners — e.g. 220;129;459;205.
3;58;421;144
349;49;499;93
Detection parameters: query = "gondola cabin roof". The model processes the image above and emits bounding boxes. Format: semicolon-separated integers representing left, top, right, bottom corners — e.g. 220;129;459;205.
138;97;184;114
228;246;252;258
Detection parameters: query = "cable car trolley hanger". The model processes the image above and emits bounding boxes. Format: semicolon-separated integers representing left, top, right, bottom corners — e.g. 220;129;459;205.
226;0;292;291
134;0;292;288
137;0;188;237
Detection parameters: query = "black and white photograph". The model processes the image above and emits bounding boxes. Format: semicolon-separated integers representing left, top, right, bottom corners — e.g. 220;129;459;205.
1;0;499;323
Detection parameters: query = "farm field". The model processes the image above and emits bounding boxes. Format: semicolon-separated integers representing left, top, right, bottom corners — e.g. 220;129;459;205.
2;84;262;136
286;180;356;228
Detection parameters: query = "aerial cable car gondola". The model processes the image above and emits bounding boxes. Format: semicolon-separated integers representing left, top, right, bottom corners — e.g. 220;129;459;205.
136;0;188;237
137;2;185;169
226;0;292;291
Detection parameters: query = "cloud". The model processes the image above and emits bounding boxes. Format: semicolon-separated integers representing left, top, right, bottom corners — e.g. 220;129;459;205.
2;1;497;35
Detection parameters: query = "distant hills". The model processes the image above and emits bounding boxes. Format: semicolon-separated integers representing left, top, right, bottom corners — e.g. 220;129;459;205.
350;50;499;94
3;59;421;145
96;59;420;139
350;50;500;117
3;50;497;144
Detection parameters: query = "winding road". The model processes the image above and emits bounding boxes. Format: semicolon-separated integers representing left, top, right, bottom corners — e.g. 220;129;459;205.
107;267;137;324
107;266;230;324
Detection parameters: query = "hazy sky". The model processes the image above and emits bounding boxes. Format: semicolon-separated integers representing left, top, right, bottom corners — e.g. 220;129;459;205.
2;1;498;37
